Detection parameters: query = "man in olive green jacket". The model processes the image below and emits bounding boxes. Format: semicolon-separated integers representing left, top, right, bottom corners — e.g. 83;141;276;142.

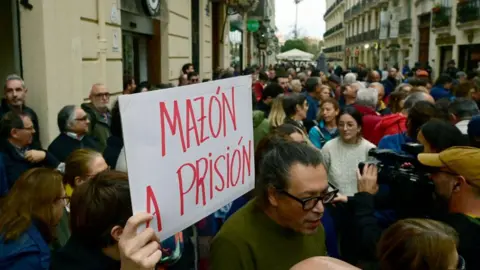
81;84;112;151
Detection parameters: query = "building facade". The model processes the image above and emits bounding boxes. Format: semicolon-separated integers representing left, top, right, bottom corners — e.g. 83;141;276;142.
1;0;275;146
339;0;480;75
245;0;279;68
343;0;382;69
323;0;346;67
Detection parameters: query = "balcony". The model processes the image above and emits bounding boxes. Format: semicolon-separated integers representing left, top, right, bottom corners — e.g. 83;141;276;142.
324;0;344;19
345;29;379;45
323;23;344;38
457;0;480;26
352;3;361;17
399;18;412;36
247;0;267;18
344;8;352;21
432;6;452;28
324;45;344;53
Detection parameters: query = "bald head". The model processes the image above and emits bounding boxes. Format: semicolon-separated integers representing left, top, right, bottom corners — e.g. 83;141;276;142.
404;92;435;111
89;83;110;110
290;257;360;270
90;83;106;96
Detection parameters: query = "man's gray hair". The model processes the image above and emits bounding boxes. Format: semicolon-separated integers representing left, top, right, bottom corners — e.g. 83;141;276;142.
344;73;357;85
297;72;307;82
57;105;77;133
4;74;25;89
351;81;365;91
356;88;378;108
404;92;429;110
369;82;384;91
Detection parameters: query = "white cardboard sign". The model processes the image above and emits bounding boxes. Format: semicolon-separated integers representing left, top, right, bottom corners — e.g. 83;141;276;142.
119;76;255;240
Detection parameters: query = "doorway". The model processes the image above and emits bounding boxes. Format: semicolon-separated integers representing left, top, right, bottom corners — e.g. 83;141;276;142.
0;0;21;79
191;0;200;73
122;33;151;85
211;2;220;71
418;14;431;66
439;46;453;73
459;44;480;73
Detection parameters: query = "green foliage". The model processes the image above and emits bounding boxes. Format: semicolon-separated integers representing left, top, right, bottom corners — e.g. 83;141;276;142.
281;39;308;53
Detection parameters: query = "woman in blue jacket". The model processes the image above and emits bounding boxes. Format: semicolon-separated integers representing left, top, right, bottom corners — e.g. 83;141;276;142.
309;98;340;149
0;168;66;270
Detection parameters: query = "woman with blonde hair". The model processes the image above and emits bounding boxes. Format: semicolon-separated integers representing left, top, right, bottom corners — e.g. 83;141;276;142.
268;94;286;128
290;79;302;93
63;148;109;197
378;218;463;270
0;168;66;269
319;85;333;103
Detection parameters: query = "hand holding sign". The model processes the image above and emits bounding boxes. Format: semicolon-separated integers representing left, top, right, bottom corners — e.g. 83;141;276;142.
119;213;162;270
119;76;255;239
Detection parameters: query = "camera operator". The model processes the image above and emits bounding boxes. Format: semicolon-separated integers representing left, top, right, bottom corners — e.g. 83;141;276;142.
418;147;480;269
346;123;470;265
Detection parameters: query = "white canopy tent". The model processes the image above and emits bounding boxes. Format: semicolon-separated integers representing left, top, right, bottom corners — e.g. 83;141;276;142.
276;49;314;61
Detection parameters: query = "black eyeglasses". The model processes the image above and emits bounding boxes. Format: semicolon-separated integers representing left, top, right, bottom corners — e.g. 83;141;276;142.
76;115;89;121
93;92;110;98
277;184;339;211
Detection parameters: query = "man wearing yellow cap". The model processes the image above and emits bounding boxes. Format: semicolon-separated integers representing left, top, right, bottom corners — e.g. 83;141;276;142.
418;146;480;269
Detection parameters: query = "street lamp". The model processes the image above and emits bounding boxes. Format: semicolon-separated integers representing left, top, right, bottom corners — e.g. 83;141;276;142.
364;44;370;49
294;0;305;38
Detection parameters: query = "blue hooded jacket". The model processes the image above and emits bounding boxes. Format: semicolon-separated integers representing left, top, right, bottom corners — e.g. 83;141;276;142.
0;224;50;270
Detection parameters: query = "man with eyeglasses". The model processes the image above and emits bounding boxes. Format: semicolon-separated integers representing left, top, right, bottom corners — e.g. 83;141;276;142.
0;112;59;191
48;105;100;162
81;83;112;151
210;141;334;270
418;147;480;269
187;72;200;85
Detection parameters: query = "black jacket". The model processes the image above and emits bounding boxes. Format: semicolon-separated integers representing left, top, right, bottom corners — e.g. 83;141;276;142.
51;234;120;270
102;136;123;169
48;133;100;162
0;140;59;190
0;98;42;149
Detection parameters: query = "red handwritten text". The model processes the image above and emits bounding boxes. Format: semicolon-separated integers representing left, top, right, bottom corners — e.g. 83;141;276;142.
159;86;237;157
146;185;163;232
177;138;252;216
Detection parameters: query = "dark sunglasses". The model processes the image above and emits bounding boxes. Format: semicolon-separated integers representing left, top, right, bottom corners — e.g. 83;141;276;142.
277;183;339;211
76;115;89;121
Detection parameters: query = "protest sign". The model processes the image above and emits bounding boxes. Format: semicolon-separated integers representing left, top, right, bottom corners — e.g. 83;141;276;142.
119;76;255;240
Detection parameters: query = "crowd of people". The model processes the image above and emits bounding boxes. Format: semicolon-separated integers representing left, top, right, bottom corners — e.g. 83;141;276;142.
0;59;479;270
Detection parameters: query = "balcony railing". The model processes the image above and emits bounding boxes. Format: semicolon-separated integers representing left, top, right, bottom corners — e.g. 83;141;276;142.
432;6;452;28
345;29;379;45
399;18;412;36
361;0;367;11
324;0;344;19
323;23;344;38
323;45;344;53
352;3;361;16
344;8;352;21
457;0;480;24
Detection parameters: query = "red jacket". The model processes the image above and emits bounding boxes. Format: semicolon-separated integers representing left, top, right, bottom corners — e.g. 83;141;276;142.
253;82;264;102
353;104;382;144
371;113;407;145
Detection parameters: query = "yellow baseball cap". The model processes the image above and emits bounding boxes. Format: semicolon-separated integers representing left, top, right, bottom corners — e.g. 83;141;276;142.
418;147;480;184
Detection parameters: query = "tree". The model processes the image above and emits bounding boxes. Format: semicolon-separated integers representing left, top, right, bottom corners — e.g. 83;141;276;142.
281;39;308;53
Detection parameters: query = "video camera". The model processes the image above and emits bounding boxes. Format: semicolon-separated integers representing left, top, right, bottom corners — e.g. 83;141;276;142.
359;143;435;218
